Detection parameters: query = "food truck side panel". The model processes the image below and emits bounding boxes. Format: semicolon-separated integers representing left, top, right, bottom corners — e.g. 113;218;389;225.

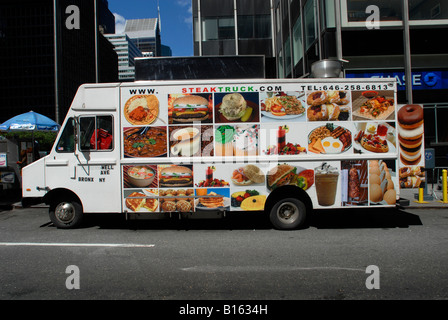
118;79;413;215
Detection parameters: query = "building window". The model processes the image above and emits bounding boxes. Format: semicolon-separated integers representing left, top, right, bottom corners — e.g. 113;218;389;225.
278;49;284;78
304;0;317;50
410;1;448;20
292;15;303;67
320;0;335;29
202;17;235;41
284;36;291;77
346;0;402;22
238;15;271;39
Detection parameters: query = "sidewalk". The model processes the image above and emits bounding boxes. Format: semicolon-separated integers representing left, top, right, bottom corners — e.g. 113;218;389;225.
400;186;448;209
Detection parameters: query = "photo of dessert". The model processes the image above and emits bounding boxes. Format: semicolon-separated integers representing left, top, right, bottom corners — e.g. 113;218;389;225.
158;188;195;213
353;122;396;154
195;165;230;187
214;124;259;157
397;104;424;166
399;165;425;189
306;90;351;121
261;124;307;156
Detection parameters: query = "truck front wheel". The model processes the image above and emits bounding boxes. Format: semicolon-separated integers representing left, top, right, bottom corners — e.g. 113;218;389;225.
269;198;306;230
49;200;83;229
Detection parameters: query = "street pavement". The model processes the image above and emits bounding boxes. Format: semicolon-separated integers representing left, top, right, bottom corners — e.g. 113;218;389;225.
1;201;448;302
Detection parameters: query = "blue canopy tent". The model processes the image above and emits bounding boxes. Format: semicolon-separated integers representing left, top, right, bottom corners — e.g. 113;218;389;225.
0;111;60;162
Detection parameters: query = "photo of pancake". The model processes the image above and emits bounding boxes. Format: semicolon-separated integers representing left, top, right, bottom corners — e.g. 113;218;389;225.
194;188;230;211
397;104;424;166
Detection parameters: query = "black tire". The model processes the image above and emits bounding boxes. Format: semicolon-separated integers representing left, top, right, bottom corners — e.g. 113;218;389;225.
269;197;306;230
49;199;83;229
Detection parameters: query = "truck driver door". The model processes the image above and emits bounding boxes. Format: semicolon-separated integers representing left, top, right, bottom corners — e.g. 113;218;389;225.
47;114;121;213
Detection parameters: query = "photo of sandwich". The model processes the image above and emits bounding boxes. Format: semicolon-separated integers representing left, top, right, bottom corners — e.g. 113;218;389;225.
158;165;193;188
169;94;212;123
124;191;159;212
266;163;314;191
214;92;260;123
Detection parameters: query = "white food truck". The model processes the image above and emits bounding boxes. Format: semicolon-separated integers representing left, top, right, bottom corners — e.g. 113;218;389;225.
22;78;422;229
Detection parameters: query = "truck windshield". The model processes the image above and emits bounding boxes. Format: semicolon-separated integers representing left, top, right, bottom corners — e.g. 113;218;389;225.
56;118;75;153
79;115;113;151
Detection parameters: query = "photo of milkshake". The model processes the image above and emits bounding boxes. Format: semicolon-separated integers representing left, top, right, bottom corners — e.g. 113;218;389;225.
215;125;235;156
314;162;339;206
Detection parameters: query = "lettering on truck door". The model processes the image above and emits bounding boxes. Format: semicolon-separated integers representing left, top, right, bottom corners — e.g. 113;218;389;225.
47;115;121;213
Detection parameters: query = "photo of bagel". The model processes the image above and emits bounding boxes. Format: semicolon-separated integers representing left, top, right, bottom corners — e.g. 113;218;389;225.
397;104;424;166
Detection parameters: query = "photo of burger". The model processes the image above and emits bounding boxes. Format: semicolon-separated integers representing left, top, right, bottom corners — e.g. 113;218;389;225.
169;94;212;123
158;165;193;187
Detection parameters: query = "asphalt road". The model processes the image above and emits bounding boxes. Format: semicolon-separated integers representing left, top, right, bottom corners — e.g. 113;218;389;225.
0;205;447;304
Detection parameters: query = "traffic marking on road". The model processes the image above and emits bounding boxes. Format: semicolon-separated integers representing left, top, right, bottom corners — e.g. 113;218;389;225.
0;242;155;248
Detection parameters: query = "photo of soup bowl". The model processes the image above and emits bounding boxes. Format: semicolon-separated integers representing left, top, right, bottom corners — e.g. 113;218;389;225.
127;165;155;187
170;127;201;157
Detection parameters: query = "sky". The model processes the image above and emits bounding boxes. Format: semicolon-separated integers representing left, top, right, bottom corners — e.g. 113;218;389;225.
107;0;194;57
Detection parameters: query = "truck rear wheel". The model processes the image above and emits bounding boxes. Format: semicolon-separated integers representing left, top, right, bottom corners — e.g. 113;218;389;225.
49;200;83;229
269;198;306;230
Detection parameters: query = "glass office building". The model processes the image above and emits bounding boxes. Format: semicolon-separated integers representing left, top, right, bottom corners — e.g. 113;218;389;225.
105;34;143;81
193;0;274;57
274;0;448;166
0;0;118;124
124;18;162;57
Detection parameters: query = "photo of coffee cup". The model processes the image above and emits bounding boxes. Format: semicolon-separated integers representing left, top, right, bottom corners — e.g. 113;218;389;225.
170;127;200;157
314;162;339;206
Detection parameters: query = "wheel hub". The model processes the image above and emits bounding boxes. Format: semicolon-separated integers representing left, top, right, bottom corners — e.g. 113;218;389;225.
55;202;75;223
278;202;298;223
